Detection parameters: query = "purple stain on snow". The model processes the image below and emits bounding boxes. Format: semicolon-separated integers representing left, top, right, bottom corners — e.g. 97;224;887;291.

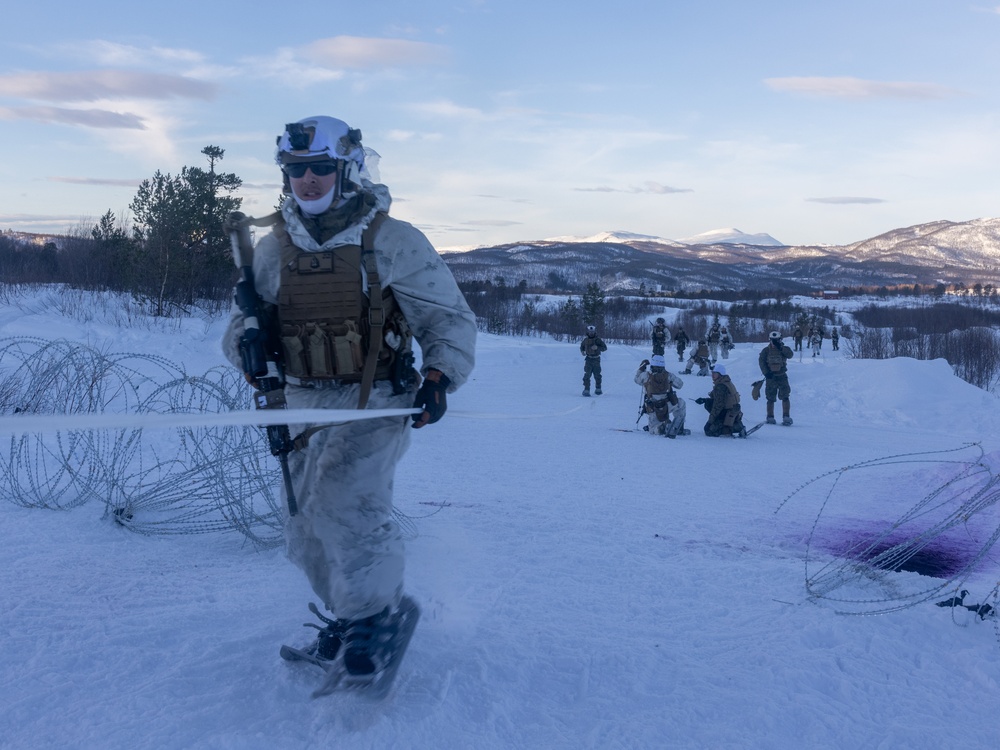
812;525;992;579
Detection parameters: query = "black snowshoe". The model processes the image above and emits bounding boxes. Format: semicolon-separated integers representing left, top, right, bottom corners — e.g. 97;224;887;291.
281;596;421;700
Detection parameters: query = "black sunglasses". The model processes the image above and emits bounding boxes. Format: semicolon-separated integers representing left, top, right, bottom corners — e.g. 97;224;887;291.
284;162;338;179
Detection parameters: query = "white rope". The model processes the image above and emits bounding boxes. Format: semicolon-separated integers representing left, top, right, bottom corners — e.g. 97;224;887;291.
0;407;421;435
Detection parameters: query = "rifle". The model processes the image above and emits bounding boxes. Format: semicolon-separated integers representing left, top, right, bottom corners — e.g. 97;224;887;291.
636;390;648;426
227;211;299;517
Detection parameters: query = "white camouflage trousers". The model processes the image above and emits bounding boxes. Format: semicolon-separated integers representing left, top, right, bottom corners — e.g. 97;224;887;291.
282;380;414;621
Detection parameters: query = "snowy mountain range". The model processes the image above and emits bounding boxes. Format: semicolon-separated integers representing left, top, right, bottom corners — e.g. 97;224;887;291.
444;218;1000;292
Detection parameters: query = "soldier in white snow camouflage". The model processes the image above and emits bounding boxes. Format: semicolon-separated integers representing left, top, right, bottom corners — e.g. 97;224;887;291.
223;116;476;680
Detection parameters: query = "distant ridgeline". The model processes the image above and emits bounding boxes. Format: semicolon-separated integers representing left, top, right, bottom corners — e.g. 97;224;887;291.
442;218;1000;294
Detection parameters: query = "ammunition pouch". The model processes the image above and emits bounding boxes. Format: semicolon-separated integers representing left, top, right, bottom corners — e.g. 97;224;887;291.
272;212;413;405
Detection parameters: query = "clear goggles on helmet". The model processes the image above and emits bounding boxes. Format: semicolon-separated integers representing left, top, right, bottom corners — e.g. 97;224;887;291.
283;161;339;179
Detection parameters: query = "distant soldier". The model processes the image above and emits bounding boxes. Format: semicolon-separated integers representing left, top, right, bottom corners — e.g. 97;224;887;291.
580;324;608;396
719;326;734;360
635;354;687;438
809;329;823;357
707;321;722;362
831;327;840;351
651;317;669;357
695;364;746;437
793;326;804;352
683;340;712;376
759;331;794;425
674;327;690;362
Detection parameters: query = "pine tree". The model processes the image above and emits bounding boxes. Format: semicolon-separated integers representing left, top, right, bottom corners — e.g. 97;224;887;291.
582;282;605;326
129;146;242;314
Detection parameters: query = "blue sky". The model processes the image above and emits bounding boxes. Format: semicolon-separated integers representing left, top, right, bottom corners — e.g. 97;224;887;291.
1;0;999;249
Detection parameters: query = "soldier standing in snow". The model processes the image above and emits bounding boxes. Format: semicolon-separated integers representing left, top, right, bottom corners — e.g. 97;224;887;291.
696;364;746;437
707;320;722;363
222;116;476;684
580;324;607;396
683;339;712;376
651;317;669;357
831;327;840;351
719;326;733;360
793;326;803;352
635;354;687;438
674;327;689;362
809;329;823;357
758;331;794;425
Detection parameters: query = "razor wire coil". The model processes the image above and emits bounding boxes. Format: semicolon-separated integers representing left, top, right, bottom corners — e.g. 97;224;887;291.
0;337;419;549
776;442;1000;622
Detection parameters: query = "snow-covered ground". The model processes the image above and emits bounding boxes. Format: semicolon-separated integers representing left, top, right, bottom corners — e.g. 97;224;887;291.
1;288;998;749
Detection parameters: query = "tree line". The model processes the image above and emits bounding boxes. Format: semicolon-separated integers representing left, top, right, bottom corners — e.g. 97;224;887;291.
1;146;242;316
848;303;1000;391
457;280;846;346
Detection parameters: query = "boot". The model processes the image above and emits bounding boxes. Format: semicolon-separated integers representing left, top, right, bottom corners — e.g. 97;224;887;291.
782;400;792;426
342;606;393;676
766;402;776;425
594;386;603;395
582;386;591;397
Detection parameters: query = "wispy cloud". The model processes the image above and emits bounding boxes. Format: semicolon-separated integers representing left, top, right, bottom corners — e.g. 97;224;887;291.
0;70;217;102
461;219;523;227
0;105;145;129
49;176;142;187
237;49;345;85
386;129;444;142
49;40;206;68
806;196;887;204
0;213;94;227
575;182;692;194
300;36;448;68
407;99;488;121
473;194;532;204
765;76;963;100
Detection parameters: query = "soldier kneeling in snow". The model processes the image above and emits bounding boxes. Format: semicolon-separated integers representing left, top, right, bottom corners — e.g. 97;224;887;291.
696;365;747;438
635;355;687;438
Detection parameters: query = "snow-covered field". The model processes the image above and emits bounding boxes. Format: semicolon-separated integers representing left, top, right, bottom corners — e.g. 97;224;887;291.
1;288;998;749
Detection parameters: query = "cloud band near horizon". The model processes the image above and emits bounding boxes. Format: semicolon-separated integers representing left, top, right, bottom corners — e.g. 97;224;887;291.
765;76;962;100
0;70;217;102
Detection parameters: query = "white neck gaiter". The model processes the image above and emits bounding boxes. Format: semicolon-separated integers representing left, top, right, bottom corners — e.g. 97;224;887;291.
292;187;336;216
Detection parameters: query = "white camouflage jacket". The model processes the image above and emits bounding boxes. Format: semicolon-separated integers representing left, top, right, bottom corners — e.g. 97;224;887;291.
222;183;476;390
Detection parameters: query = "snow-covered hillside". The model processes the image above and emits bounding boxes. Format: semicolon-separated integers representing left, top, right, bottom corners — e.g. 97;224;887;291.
1;289;998;749
674;227;784;246
445;217;1000;292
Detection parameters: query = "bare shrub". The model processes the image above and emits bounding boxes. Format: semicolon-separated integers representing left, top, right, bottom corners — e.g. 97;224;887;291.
847;328;892;359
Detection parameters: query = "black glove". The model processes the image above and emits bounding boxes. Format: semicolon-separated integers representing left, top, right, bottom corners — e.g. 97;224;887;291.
695;397;707;405
639;359;650;370
412;369;451;428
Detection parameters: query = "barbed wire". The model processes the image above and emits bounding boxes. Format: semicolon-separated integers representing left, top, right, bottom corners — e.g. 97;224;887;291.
0;337;419;549
776;442;1000;628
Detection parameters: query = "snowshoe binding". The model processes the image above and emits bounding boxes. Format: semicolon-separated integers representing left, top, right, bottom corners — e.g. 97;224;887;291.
281;597;421;701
